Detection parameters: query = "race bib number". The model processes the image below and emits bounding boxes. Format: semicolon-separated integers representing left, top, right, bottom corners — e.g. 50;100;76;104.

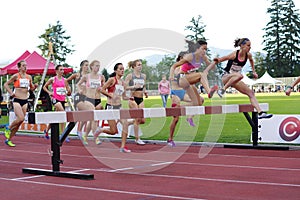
114;85;124;95
56;87;66;95
133;79;144;88
90;79;101;88
19;78;29;88
230;64;242;73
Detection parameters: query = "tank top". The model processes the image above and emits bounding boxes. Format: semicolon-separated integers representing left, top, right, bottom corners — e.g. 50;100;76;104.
86;74;102;89
181;52;203;73
224;50;248;73
129;73;145;91
52;76;66;101
107;77;125;95
14;73;31;89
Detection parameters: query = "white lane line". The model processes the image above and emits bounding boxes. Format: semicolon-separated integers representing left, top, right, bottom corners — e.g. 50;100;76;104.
109;162;173;172
0;177;206;200
109;167;134;172
12;175;45;180
130;172;300;188
151;161;173;166
1;146;300;164
173;161;300;171
67;168;91;173
1;156;299;174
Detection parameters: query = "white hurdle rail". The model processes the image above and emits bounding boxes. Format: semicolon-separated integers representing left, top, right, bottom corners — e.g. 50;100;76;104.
28;103;269;124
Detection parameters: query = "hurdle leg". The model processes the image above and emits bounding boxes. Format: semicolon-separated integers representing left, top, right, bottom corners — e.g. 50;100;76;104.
51;123;61;171
59;122;76;146
241;112;258;146
22;122;94;179
251;112;258;146
223;111;289;150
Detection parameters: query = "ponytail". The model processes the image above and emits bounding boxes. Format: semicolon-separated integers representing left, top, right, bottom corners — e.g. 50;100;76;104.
234;38;250;47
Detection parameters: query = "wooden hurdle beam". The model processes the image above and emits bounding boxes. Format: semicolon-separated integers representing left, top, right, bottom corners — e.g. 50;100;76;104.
29;103;270;123
23;103;287;180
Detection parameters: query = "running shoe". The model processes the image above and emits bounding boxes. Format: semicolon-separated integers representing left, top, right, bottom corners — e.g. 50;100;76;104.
167;139;176;147
65;137;70;143
4;129;10;140
186;118;195;127
82;135;88;145
135;139;145;145
258;112;273;119
44;129;49;140
5;139;15;147
120;147;131;153
208;85;218;98
217;89;225;98
95;137;102;145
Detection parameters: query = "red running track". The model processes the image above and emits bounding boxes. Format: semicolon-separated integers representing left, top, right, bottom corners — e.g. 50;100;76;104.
0;135;299;200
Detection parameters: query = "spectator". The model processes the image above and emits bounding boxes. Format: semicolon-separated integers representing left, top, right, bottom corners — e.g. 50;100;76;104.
158;74;170;108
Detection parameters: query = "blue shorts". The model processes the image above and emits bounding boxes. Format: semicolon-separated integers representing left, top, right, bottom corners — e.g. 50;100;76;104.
171;90;185;101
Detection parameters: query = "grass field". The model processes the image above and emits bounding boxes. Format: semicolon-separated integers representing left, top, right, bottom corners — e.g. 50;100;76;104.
140;92;300;144
1;92;299;144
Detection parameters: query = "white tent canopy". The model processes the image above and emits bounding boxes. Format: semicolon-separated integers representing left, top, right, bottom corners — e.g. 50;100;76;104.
241;73;256;86
255;71;282;85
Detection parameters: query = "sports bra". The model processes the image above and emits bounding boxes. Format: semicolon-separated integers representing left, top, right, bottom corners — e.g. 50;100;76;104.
86;74;102;89
224;50;248;73
107;77;125;95
181;52;203;73
14;73;31;89
129;73;145;91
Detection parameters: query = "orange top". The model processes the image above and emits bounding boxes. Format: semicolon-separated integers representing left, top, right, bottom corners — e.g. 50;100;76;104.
14;73;31;89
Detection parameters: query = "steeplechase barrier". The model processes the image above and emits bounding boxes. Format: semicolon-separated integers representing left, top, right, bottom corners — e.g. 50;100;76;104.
22;103;287;180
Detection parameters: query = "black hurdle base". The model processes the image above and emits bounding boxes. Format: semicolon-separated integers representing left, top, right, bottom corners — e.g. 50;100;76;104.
22;122;94;180
224;112;289;151
22;168;94;180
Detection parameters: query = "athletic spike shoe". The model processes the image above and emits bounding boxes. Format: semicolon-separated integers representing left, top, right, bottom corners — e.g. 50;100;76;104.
82;135;88;145
167;139;176;147
186;118;195;127
65;137;70;143
217;89;225;98
135;139;145;145
5;139;15;147
44;129;49;140
95;137;102;145
4;129;10;140
208;85;218;98
120;147;131;153
258;112;273;119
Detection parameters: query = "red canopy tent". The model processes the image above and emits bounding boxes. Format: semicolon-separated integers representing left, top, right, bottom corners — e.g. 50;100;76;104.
0;50;31;75
1;51;73;75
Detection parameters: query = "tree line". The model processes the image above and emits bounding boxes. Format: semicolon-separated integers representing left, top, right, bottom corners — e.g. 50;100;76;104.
37;0;300;88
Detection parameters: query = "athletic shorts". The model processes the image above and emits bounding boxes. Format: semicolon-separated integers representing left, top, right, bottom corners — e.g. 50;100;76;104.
85;97;101;107
74;93;85;107
52;98;66;110
13;98;28;107
133;97;143;105
171;90;185;101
